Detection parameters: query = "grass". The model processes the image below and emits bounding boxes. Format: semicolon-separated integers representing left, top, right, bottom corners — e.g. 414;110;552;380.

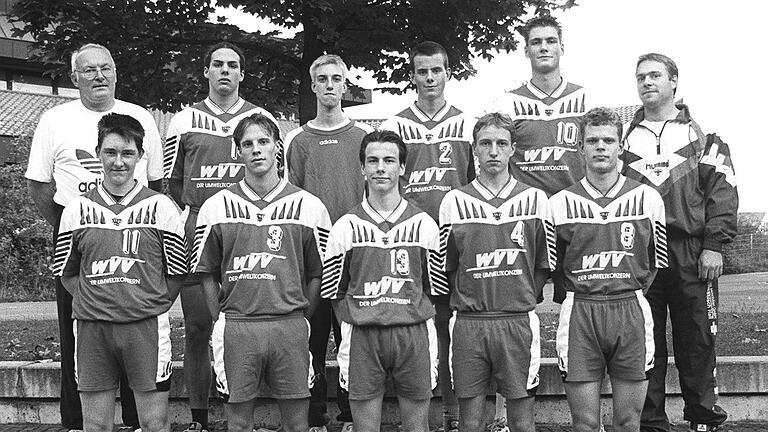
2;313;768;362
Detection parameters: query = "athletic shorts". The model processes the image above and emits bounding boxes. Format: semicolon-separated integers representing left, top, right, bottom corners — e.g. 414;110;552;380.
183;209;202;286
338;320;438;401
556;290;654;382
450;311;540;399
212;312;312;403
74;312;172;392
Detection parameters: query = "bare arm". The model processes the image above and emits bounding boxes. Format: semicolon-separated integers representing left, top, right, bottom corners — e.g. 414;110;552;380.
61;275;78;296
304;276;321;319
534;268;549;292
165;274;184;304
200;273;220;322
27;180;60;226
168;178;184;209
148;179;163;193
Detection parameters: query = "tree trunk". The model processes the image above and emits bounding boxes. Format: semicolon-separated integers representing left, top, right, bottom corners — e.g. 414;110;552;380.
299;3;323;124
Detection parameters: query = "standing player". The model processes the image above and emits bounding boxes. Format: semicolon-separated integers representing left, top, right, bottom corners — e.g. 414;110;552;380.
284;54;373;431
53;113;187;432
191;114;331;432
321;130;447;432
439;113;556;432
622;53;737;432
492;15;587;197
25;42;164;432
551;107;667;432
489;15;588;423
163;42;280;432
379;41;474;431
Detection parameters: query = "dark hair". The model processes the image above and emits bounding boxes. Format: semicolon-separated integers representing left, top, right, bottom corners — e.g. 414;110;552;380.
96;113;145;154
359;130;407;165
520;15;562;43
232;113;281;148
579;107;623;143
637;52;678;95
204;42;246;69
473;112;515;144
409;41;450;72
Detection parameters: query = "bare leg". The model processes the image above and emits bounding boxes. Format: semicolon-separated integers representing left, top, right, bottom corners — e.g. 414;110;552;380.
398;396;430;432
506;395;535;432
276;398;310;432
610;376;648;432
133;389;170;432
459;395;486;432
181;286;213;412
350;395;384;432
564;380;602;432
80;390;116;432
225;399;256;432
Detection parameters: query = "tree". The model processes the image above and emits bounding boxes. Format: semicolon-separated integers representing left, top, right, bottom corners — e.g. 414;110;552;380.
12;0;574;123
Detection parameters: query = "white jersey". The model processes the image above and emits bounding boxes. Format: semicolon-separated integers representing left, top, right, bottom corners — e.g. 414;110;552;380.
25;99;163;206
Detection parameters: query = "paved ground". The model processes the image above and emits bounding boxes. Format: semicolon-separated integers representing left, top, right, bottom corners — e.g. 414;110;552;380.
1;272;766;430
3;272;766;321
0;422;767;431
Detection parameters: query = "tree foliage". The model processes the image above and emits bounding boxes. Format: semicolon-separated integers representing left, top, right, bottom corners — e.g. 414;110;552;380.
11;0;574;122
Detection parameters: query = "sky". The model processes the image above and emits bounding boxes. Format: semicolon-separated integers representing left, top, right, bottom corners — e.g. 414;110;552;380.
219;0;767;212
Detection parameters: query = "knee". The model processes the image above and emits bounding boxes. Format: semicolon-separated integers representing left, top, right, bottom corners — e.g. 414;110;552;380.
226;415;252;432
507;416;535;432
612;409;641;430
85;418;114;432
140;414;169;432
460;416;483;432
281;417;308;432
572;414;601;432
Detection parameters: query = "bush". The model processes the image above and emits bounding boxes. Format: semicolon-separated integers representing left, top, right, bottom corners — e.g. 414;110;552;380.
0;134;55;301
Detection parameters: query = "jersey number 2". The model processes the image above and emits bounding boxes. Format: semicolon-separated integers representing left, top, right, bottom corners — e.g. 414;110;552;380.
439;143;453;164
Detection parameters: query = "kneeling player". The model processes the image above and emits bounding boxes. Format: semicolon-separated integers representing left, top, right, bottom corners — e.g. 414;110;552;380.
439;113;555;432
321;130;446;432
550;108;667;432
191;114;331;432
53;113;187;432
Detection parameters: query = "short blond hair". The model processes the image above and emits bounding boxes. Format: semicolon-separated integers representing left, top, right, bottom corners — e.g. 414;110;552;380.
309;54;348;81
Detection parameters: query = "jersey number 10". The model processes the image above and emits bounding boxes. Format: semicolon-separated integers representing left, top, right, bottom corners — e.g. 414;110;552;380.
556;121;579;146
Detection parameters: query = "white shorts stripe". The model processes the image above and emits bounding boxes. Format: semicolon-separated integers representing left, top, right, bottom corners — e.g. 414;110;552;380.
73;319;78;385
447;312;456;387
636;291;656;371
556;293;575;375
305;317;315;389
426;318;439;390
527;310;541;389
211;313;228;396
155;312;173;383
337;321;353;392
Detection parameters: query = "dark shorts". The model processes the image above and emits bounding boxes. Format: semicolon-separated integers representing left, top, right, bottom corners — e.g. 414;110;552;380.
556;291;654;382
211;313;312;403
339;320;437;401
451;311;540;399
75;313;172;392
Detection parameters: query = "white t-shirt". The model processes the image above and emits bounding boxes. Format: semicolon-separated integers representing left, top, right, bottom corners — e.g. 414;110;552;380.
25;99;163;206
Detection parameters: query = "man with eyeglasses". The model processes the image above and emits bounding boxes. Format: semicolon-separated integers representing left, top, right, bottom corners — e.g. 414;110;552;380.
26;43;163;432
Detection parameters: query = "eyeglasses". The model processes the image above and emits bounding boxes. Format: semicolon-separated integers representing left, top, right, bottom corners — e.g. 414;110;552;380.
76;66;115;80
